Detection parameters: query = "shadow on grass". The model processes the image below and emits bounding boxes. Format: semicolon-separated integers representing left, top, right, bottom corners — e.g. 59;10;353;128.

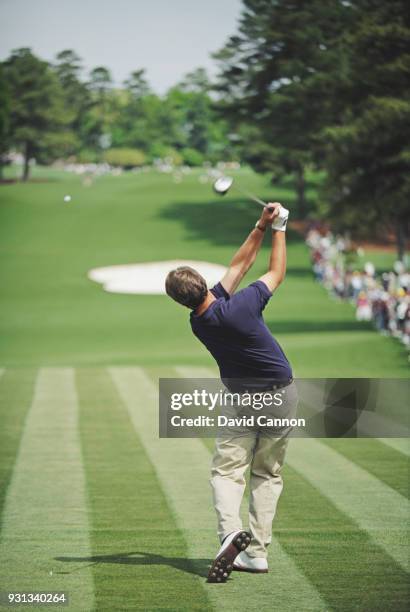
158;197;302;247
284;266;313;278
55;551;211;578
267;320;373;334
0;178;60;185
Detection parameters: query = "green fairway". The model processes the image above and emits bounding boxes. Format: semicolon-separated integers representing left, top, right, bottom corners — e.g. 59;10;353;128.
0;170;409;611
0;167;407;375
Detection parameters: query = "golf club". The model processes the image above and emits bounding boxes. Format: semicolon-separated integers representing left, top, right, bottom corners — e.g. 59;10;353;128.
213;176;269;208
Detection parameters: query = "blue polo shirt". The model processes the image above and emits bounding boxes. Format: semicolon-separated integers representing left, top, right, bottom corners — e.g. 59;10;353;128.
190;281;292;391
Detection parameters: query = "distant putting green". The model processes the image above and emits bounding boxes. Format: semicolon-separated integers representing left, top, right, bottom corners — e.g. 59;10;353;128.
0;166;407;375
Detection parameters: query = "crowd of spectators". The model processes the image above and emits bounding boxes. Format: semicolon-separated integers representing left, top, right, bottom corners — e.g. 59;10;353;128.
306;229;410;349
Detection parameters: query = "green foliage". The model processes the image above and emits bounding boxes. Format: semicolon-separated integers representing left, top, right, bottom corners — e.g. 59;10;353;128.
320;0;410;259
53;49;90;155
76;148;100;163
0;64;11;174
3;48;71;179
88;66;112;96
103;147;146;168
2;48;231;179
123;69;151;98
35;130;79;165
181;147;204;166
159;147;183;166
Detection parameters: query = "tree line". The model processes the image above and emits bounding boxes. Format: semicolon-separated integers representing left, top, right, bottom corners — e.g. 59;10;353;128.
0;50;231;180
0;0;408;257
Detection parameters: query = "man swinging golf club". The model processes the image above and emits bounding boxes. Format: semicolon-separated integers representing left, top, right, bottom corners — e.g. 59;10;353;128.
165;201;297;583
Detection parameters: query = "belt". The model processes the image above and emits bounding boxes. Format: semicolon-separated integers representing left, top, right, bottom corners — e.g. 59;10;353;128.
241;377;294;394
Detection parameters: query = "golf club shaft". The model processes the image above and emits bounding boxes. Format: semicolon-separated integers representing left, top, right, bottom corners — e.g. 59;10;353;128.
233;185;268;208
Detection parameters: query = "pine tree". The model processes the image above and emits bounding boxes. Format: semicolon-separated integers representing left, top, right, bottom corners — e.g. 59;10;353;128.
323;0;410;259
4;48;69;180
0;63;11;178
213;0;352;216
54;50;91;153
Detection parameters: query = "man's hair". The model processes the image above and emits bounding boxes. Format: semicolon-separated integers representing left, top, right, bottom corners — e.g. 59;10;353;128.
165;266;208;309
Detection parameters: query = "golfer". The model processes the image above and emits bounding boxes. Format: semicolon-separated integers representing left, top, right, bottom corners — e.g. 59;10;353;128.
165;203;297;583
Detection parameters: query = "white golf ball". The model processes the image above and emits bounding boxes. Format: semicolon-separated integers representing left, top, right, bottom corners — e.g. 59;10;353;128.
63;195;72;203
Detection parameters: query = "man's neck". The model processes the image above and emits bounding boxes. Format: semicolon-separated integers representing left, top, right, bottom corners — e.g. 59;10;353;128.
194;291;216;316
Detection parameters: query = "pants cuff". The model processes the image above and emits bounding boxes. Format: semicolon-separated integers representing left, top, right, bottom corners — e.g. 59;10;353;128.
246;548;267;559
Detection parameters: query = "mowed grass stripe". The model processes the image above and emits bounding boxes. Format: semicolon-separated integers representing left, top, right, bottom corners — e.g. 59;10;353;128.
378;438;410;457
111;366;327;612
0;369;95;610
322;439;409;499
274;462;410;611
287;439;410;571
176;366;218;378
0;368;36;521
76;368;211;611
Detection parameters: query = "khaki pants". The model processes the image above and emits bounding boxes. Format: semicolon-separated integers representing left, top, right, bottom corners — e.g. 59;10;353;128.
210;382;297;558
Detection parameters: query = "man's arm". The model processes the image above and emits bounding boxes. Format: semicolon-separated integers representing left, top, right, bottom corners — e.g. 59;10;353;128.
220;204;280;294
258;229;287;293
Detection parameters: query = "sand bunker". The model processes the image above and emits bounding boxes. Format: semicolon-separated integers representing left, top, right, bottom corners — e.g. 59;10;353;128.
88;260;228;295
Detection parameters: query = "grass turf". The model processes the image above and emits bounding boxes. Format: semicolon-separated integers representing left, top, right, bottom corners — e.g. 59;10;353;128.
0;169;408;611
0;167;408;374
77;368;211;611
0;367;408;611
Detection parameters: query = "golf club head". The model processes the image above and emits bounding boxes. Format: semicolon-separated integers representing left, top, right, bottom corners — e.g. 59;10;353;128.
213;176;233;196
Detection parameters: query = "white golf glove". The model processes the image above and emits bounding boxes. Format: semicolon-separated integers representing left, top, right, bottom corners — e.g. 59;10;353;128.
272;205;289;232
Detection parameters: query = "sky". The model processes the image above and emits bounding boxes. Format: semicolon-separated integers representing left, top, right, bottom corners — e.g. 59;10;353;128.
0;0;242;94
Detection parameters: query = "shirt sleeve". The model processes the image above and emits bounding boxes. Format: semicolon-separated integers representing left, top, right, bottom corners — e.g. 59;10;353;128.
234;280;272;314
211;282;230;300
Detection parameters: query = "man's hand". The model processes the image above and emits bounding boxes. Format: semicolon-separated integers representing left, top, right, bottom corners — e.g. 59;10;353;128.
220;205;279;294
219;201;286;295
258;203;281;230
